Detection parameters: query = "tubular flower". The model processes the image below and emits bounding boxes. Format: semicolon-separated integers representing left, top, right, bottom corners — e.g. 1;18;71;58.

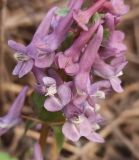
8;7;57;77
0;86;28;136
62;103;104;142
73;0;106;31
102;0;129;16
75;25;104;92
93;55;127;93
43;77;72;112
57;20;100;75
110;0;129;16
37;0;84;52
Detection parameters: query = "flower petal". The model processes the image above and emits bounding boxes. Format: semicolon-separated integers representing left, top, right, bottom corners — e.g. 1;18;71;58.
105;13;115;32
57;53;69;69
112;30;125;42
8;86;29;118
12;62;24;76
0;86;28;136
18;59;34;78
110;77;123;93
79;117;92;137
63;103;84;119
0;117;21;136
73;9;88;31
62;121;80;142
58;84;71;105
111;0;129;16
65;63;79;75
75;72;90;92
8;40;26;53
73;95;87;106
87;132;104;143
44;96;63;112
42;76;56;86
32;7;58;42
35;52;55;68
79;25;103;72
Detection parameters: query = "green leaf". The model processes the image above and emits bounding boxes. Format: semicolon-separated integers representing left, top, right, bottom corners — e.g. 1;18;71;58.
55;7;70;17
31;92;65;124
0;152;17;160
53;126;64;152
31;91;46;109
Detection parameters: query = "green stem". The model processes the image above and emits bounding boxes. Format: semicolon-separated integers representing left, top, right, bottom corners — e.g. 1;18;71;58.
39;124;50;153
22;114;65;125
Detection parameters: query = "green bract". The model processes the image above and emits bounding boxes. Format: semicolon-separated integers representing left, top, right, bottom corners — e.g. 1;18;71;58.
55;7;70;17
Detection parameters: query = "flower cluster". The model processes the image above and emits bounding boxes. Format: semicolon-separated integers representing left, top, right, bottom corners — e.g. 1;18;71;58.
5;0;129;143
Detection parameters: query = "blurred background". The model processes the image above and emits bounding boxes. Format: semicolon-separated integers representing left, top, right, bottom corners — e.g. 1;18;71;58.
0;0;139;159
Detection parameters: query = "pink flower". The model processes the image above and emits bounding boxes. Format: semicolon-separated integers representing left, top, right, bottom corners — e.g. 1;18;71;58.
57;20;100;76
73;0;106;30
111;0;129;16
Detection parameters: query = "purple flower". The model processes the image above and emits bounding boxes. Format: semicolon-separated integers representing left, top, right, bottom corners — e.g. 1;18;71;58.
84;103;105;125
33;143;43;160
73;79;111;108
32;68;71;109
102;0;129;16
104;13;116;32
93;55;127;92
110;0;129;16
38;0;84;52
32;67;48;94
101;13;127;58
108;30;127;53
57;52;80;76
89;80;111;95
75;25;104;92
8;7;57;78
73;0;106;31
42;76;71;112
62;103;104;142
8;40;34;78
101;30;127;59
0;86;28;136
57;20;100;75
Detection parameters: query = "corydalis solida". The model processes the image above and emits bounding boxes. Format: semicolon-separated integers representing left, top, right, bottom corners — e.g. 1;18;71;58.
5;0;129;152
